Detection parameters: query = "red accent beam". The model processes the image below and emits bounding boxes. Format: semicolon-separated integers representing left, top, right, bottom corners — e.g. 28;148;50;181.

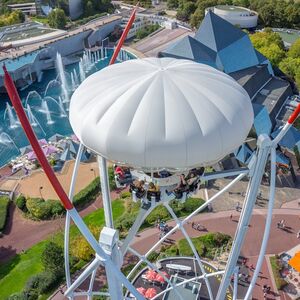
288;103;300;124
3;66;74;210
109;3;138;65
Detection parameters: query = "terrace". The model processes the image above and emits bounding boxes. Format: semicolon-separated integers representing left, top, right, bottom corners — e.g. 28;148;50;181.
131;257;232;300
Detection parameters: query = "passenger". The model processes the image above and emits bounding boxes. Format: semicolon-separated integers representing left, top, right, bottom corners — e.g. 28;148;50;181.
148;182;158;192
114;165;125;179
147;182;160;201
166;174;188;198
133;180;145;198
187;173;198;186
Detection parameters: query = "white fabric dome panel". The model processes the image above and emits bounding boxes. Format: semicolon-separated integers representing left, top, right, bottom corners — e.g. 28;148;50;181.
69;57;254;169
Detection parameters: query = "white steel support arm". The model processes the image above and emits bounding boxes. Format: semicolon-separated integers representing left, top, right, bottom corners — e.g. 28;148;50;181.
67;208;144;300
244;147;277;300
216;134;272;300
165;203;214;300
202;168;249;181
65;143;84;290
121;206;155;256
98;156;114;228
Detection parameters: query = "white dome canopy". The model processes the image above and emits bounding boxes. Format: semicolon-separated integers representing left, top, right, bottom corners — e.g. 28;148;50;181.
69;57;254;169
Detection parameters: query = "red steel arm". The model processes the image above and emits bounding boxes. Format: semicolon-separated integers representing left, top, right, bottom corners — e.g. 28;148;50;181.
109;3;138;65
3;66;74;210
288;103;300;124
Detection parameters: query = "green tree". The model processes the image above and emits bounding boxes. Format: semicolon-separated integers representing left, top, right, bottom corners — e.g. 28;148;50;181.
167;0;179;9
190;8;204;28
288;38;300;59
279;57;300;78
176;1;196;21
48;8;67;29
259;44;286;66
85;0;94;16
41;242;64;276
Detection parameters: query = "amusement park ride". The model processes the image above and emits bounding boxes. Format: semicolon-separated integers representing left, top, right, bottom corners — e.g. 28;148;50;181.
3;5;300;300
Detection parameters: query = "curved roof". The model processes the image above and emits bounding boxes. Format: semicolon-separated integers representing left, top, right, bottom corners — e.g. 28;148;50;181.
69;57;253;169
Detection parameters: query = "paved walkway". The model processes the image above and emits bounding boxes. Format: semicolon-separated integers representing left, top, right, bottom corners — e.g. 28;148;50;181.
49;207;299;300
130;209;299;300
0;189;123;263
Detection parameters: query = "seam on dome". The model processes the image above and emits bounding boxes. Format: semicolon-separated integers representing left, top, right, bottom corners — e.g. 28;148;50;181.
170;72;226;161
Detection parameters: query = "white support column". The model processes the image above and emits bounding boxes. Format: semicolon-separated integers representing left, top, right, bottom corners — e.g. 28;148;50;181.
165;203;214;300
100;227;123;300
98;156;114;228
233;266;239;300
67;208;143;300
244;147;277;300
216;134;272;300
65;143;84;291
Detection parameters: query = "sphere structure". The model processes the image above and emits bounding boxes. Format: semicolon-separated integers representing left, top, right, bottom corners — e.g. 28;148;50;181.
70;57;253;170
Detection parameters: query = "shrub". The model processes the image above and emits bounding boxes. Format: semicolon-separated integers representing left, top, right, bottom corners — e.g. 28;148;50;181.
7;293;26;300
71;226;100;261
120;191;131;199
115;212;137;232
144;205;170;226
26;198;52;220
183;198;205;213
16;195;26;211
41;242;64;276
270;256;288;290
147;251;159;262
73;176;101;207
0;195;10;231
47;199;64;216
25;271;57;294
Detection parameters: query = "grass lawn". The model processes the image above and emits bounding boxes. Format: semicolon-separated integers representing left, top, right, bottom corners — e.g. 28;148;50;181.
29;16;49;25
0;199;125;299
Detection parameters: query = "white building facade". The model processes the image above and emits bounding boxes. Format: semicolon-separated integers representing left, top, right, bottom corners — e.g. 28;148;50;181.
205;5;258;29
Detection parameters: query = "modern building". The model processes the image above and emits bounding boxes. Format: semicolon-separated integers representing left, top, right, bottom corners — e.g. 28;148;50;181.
159;10;300;170
121;15;157;40
205;5;258;29
7;2;37;15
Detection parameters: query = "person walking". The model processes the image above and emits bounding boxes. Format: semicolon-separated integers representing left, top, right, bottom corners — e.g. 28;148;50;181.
230;214;233;221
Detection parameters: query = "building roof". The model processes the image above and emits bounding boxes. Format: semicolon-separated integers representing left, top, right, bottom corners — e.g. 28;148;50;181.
253;104;272;136
271;126;300;150
253;77;293;121
159;35;217;67
70;57;253;170
160;11;270;74
195;11;247;52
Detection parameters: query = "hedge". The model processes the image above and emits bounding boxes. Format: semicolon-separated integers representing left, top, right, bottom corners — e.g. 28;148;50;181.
16;195;26;211
73;176;101;207
0;195;10;231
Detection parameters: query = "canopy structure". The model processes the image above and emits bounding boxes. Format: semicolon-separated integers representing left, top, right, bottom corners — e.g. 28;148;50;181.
70;57;254;170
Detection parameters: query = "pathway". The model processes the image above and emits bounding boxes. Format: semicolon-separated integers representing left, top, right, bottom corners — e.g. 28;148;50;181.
50;208;299;300
0;189;123;263
129;209;299;300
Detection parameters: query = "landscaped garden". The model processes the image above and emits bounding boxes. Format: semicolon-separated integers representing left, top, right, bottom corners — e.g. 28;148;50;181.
0;186;207;299
269;255;288;290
